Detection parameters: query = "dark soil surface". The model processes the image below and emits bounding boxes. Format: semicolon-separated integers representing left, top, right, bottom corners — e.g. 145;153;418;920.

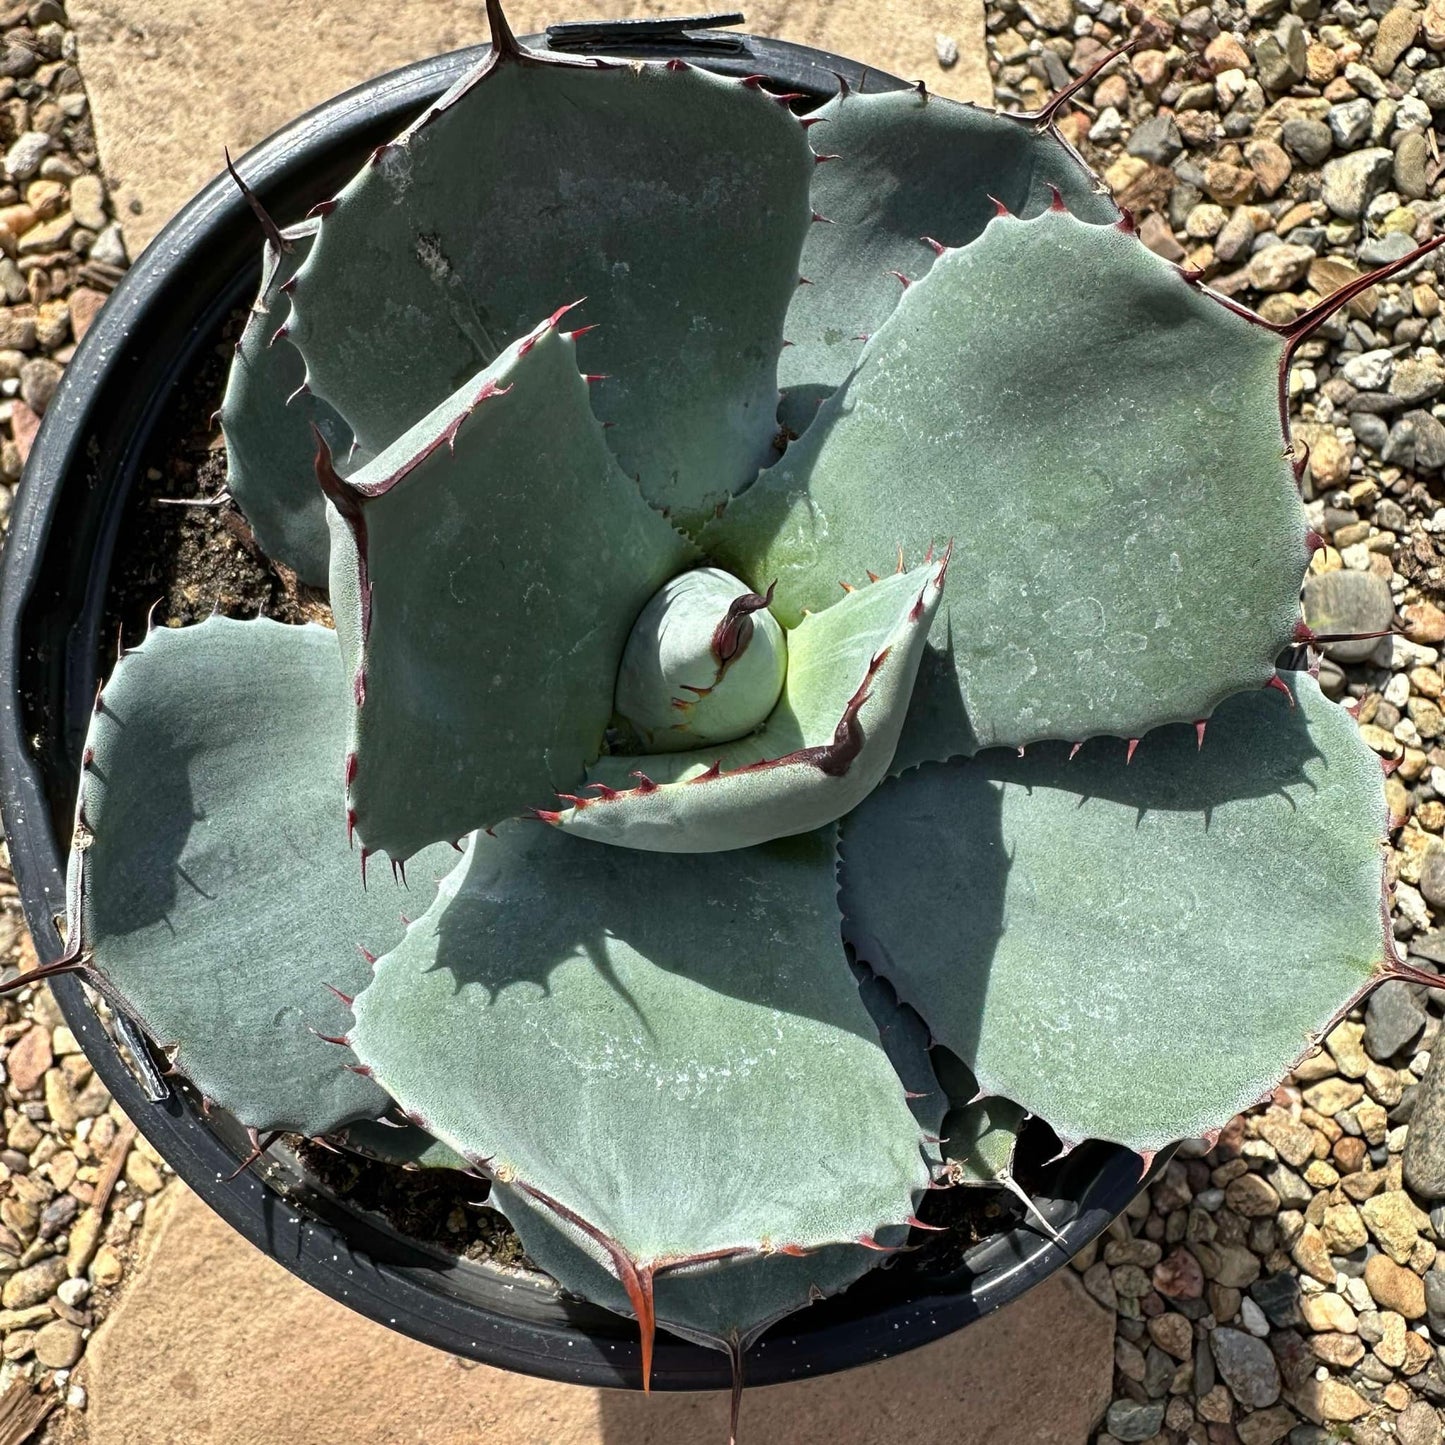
101;308;327;651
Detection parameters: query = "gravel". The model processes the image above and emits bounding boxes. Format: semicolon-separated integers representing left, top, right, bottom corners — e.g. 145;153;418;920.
986;0;1445;1438
0;0;146;1431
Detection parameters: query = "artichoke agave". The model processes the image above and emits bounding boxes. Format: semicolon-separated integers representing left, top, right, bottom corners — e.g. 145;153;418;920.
23;0;1445;1422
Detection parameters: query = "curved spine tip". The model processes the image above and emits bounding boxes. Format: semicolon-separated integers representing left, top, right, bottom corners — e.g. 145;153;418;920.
223;146;291;255
905;1213;947;1232
1281;230;1445;354
1264;673;1295;706
1024;36;1140;129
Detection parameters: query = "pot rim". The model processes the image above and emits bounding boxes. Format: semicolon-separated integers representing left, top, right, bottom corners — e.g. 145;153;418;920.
0;19;1147;1391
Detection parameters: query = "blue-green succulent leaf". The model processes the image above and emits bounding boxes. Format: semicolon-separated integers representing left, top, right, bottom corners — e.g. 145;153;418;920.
69;617;451;1137
288;48;814;528
779;90;1116;430
348;824;933;1351
706;208;1307;758
326;314;694;862
548;558;946;852
840;676;1391;1156
219;220;353;587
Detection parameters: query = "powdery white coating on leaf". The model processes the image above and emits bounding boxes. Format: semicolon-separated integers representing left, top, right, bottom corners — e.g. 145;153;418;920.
219;220;353;586
706;209;1307;755
73;618;452;1136
780;88;1117;412
840;675;1389;1154
326;320;693;861
287;54;815;527
349;824;932;1285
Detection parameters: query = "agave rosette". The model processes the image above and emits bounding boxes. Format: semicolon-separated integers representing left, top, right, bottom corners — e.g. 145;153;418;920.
29;0;1439;1408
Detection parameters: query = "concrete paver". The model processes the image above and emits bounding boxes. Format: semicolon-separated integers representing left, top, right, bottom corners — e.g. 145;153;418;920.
82;1187;1114;1444
69;0;991;254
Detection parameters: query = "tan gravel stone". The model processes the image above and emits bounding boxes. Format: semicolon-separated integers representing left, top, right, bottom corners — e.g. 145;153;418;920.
66;1208;102;1277
1374;1309;1409;1369
1198;1385;1234;1423
31;1319;81;1368
1300;1291;1358;1333
91;1244;123;1288
1309;1332;1365;1367
1327;1022;1371;1079
2;1255;65;1309
1147;1311;1193;1360
1321;1201;1368;1253
1364;1253;1427;1318
3;1026;49;1093
1362;1191;1427;1263
1291;1223;1336;1283
1372;6;1420;70
1303;1078;1365;1114
1298;1377;1371;1423
1236;1405;1299;1445
1226;1173;1281;1217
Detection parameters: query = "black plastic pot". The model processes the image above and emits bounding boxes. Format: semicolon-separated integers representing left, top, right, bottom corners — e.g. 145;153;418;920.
0;16;1148;1391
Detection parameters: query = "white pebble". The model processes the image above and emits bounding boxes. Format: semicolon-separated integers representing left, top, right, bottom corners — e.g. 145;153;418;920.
1089;107;1123;143
1386;672;1411;707
1397;97;1432;130
2;132;49;182
1346;1275;1375;1311
1240;1297;1270;1337
1341;349;1396;390
56;1278;89;1308
66;1384;86;1410
1390;637;1440;669
1341;542;1371;570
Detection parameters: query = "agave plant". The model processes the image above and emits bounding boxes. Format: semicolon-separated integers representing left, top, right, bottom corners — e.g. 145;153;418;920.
18;0;1445;1429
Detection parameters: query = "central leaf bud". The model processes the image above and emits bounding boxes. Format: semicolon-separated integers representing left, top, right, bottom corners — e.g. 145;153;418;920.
615;567;787;752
